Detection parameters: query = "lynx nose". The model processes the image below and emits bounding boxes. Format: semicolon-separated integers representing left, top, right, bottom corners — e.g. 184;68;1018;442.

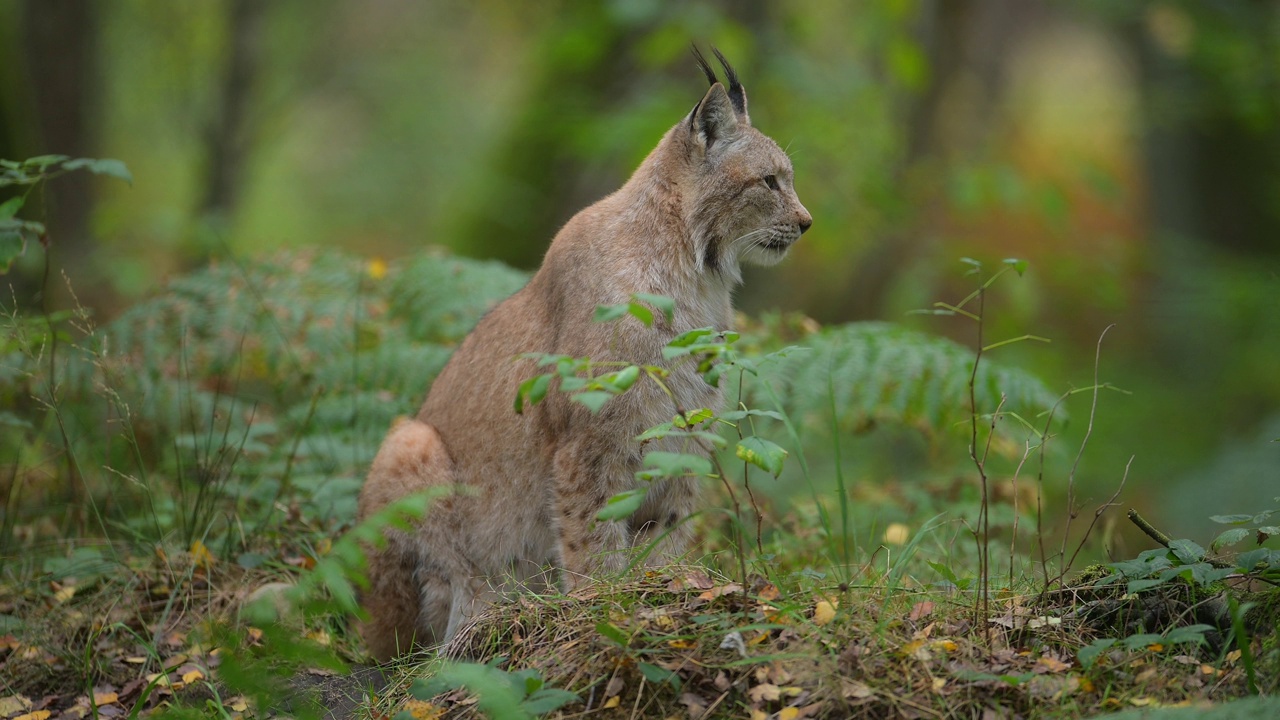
798;215;812;234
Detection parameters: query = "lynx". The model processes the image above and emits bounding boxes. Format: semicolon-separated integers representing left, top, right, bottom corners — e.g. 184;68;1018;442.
358;48;811;661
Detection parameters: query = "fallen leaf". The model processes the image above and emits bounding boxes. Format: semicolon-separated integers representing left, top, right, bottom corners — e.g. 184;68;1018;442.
668;570;715;592
813;600;836;627
679;693;708;716
182;668;205;684
604;677;624;698
398;699;442;719
748;684;781;703
749;710;768;720
1036;656;1071;673
909;602;934;621
667;639;696;650
227;697;248;712
13;712;50;720
778;707;799;720
123;656;147;665
932;677;946;692
189;541;214;569
92;691;118;705
1078;676;1095;693
52;585;76;604
697;583;743;600
602;696;620;709
0;695;33;717
1130;697;1155;707
841;679;874;699
757;584;781;601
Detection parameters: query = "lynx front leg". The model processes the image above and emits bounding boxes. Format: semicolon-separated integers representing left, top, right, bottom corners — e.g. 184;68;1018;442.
552;443;632;590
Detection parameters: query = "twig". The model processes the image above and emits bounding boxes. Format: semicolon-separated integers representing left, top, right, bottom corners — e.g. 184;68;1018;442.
1125;508;1171;548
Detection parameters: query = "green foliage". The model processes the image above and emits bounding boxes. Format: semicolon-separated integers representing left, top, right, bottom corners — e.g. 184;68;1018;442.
409;660;578;720
764;321;1061;441
0;155;132;272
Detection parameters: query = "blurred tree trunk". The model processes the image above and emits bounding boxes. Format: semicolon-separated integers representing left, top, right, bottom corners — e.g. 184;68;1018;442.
18;0;100;310
843;0;1043;320
191;0;266;266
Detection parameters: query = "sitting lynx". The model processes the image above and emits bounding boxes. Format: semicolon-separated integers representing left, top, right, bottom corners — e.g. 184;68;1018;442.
358;48;810;660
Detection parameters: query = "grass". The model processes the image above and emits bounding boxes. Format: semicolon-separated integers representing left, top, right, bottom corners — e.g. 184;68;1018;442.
1;249;1277;719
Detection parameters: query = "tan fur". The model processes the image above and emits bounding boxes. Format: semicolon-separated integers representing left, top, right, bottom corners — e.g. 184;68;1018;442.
357;55;811;660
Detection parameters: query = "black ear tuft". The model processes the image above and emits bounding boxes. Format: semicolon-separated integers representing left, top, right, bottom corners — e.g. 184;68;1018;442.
711;46;747;117
691;45;718;87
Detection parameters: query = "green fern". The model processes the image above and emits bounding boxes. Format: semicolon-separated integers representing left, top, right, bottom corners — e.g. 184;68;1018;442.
764;321;1062;440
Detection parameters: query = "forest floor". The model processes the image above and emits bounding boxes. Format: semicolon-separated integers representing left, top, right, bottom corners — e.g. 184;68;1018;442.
2;510;1276;720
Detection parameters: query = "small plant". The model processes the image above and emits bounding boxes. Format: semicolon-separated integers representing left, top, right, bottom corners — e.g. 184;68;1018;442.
408;662;579;720
1;155;132;273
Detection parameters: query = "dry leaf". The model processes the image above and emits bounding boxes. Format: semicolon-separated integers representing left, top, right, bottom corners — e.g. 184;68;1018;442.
748;683;781;703
931;677;946;692
883;523;910;545
52;585;76;604
909;601;934;621
189;540;214;569
182;669;205;684
667;639;696;650
398;699;443;719
841;679;874;699
13;713;51;720
604;677;624;698
813;600;836;626
0;695;33;717
697;583;743;601
602;696;620;709
1036;656;1071;673
92;691;119;705
778;707;800;720
757;584;781;601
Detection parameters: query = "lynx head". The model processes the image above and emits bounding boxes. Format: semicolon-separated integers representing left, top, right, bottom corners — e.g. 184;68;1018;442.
679;46;811;281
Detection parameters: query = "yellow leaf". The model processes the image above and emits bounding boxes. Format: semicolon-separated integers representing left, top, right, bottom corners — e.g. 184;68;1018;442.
367;258;388;280
182;669;205;683
227;697;248;712
748;683;781;703
883;523;910;546
1146;643;1164;652
778;707;799;720
0;695;33;717
933;640;958;653
1130;697;1155;707
932;677;946;692
190;541;214;569
749;711;769;720
14;712;51;720
53;585;76;603
1078;676;1096;693
92;691;118;705
813;600;836;626
399;699;443;719
603;696;621;709
124;656;147;664
842;679;874;699
316;537;332;556
1036;656;1071;673
667;639;696;649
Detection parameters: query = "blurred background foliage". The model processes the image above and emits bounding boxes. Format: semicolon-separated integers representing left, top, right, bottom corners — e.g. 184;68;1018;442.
1;0;1277;554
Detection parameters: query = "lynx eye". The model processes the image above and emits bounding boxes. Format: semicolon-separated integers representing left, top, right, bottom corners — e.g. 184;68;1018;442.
763;174;780;191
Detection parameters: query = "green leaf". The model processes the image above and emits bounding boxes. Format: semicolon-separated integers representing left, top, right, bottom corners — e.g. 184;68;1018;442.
719;409;785;422
1002;257;1028;276
1212;528;1251;551
522;688;580;715
631;292;675;323
63;157;133;184
22;154;69;168
1236;548;1271;572
637;451;712;480
674;408;715;427
1209;514;1255;525
1077;638;1116;668
665;327;715;349
571;391;614;414
514;373;552;414
596;488;647;521
607;365;640;391
593;304;629;323
1121;633;1165;651
735;437;787;476
0;228;26;274
637;661;681;689
0;196;22;219
595;621;630;646
626;302;654;326
1164;624;1215;646
1169;538;1205;565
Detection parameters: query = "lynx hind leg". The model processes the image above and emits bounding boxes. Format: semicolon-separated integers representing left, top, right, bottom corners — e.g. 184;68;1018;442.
630;477;701;566
358;418;456;661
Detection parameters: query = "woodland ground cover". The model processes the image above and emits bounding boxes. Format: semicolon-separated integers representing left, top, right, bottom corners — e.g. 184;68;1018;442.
1;237;1276;719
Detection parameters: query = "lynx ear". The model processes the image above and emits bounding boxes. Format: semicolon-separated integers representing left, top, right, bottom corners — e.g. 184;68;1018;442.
711;46;749;122
690;83;740;154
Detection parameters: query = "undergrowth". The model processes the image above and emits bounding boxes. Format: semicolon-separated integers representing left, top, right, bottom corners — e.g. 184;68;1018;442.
1;216;1277;718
